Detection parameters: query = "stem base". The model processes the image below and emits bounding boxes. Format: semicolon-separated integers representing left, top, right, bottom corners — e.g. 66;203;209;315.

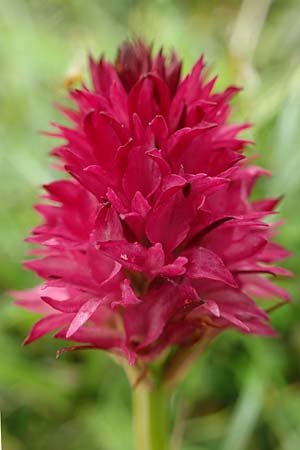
132;382;169;450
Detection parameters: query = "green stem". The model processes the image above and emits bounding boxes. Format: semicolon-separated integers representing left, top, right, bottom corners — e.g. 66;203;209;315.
132;380;169;450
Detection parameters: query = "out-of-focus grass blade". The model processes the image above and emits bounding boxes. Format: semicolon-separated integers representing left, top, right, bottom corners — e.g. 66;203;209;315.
222;372;263;450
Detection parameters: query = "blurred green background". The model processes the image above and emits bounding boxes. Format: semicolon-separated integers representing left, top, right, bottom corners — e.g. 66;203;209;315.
1;0;300;449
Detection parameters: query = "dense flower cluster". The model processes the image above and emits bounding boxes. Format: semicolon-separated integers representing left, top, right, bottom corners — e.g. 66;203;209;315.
15;41;291;364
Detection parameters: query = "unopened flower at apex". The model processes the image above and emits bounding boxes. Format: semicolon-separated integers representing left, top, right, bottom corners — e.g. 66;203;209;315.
15;40;292;367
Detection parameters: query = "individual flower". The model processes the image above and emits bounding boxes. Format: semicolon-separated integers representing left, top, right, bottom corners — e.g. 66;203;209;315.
14;40;292;370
